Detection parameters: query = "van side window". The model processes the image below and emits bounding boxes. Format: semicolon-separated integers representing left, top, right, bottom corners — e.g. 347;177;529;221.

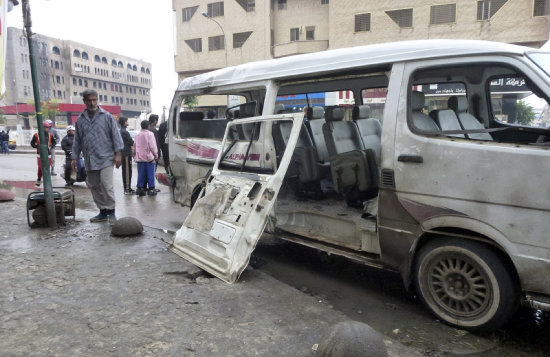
175;94;247;140
409;64;550;144
489;76;549;129
360;87;387;121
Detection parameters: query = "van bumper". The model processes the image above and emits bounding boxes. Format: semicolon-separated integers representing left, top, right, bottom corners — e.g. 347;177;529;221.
514;254;550;310
523;292;550;312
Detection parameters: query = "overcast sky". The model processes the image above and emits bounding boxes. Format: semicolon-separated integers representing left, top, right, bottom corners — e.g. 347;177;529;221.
7;0;178;118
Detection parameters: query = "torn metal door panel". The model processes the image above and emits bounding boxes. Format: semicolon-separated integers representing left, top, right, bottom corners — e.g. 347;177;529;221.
172;114;303;283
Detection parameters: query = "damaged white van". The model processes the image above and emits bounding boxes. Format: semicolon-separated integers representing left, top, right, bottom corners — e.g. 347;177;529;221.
166;40;550;331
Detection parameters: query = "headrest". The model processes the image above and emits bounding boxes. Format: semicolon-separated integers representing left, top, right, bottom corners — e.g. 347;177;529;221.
412;91;425;111
307;106;325;120
352;105;371;120
325;107;345;122
448;96;468;113
274;103;285;114
179;111;205;121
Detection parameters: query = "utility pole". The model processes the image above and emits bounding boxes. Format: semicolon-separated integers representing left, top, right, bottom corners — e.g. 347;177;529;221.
22;0;57;228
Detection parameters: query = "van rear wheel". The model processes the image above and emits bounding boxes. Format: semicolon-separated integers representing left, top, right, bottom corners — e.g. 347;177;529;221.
414;238;517;331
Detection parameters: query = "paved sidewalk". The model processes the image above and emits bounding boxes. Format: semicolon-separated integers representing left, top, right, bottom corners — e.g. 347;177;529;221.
0;197;415;356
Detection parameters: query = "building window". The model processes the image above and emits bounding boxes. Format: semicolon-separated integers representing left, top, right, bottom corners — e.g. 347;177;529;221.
146;68;150;74
208;35;225;51
56;75;61;83
430;4;456;24
233;31;252;48
385;8;413;28
290;28;299;41
321;0;329;4
52;46;60;55
355;13;371;32
73;78;77;85
182;6;198;21
185;38;203;53
112;59;117;67
73;49;81;58
477;0;507;20
79;79;82;86
94;55;100;62
102;57;107;64
57;90;62;98
534;0;550;16
236;0;255;11
277;0;287;10
306;26;315;40
82;52;89;60
207;2;224;17
118;61;123;68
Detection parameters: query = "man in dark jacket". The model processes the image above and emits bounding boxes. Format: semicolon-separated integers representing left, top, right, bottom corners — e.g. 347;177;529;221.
61;125;76;186
119;117;135;194
157;121;169;171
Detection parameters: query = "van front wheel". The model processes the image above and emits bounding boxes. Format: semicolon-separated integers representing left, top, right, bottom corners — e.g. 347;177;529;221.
414;238;517;331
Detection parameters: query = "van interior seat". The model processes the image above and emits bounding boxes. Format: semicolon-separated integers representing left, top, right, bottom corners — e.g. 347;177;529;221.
322;106;377;199
274;103;286;114
411;91;440;132
352;105;382;163
273;123;320;184
448;96;493;141
306;107;330;162
272;113;320;184
434;108;465;138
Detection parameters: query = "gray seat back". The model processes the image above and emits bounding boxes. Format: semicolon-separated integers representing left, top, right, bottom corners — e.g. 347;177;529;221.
435;109;465;138
306;106;329;162
448;96;493;140
323;107;364;157
411;91;440;132
353;105;382;161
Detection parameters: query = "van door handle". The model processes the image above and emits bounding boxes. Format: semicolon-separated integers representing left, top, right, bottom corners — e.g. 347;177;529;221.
398;154;423;163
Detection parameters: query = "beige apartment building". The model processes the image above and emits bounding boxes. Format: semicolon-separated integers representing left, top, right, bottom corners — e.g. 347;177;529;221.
5;27;152;119
173;0;549;83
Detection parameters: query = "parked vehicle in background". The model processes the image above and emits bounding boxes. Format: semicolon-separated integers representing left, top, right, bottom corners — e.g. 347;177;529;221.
165;39;550;331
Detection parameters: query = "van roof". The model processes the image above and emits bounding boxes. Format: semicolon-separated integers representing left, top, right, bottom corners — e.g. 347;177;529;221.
177;39;534;92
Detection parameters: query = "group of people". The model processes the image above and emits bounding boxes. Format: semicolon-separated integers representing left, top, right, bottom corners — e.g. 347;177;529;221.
0;129;11;154
30;89;170;223
119;114;168;196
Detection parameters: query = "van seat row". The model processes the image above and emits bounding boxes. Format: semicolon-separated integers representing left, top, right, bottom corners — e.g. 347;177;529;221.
412;91;492;141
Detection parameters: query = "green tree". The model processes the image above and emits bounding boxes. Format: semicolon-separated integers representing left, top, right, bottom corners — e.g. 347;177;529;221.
27;99;60;120
515;100;535;126
0;109;5;124
183;96;198;109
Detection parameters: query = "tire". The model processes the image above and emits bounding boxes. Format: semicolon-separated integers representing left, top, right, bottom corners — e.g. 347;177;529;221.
414;238;518;331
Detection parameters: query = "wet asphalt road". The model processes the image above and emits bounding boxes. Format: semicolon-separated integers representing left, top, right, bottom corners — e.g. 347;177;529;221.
1;153;549;356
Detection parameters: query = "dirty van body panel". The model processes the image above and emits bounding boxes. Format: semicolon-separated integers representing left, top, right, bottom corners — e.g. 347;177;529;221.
172;114;302;283
390;59;550;298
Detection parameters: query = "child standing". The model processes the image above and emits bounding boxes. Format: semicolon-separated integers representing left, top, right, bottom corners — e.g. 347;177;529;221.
133;120;158;196
30;121;56;187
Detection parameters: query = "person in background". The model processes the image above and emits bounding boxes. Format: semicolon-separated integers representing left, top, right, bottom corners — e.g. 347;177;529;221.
72;89;123;222
0;129;9;154
206;109;217;119
119;117;135;195
30;121;56;187
148;114;161;192
45;120;59;176
61;125;76;186
134;120;158;197
157;120;169;171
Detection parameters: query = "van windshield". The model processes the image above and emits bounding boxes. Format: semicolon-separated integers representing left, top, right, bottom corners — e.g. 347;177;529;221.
528;52;550;77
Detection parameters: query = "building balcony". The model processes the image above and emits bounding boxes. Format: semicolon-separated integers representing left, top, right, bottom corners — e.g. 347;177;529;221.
273;40;329;58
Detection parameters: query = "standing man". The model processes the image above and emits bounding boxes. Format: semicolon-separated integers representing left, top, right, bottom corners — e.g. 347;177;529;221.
72;89;124;222
148;114;161;169
119;117;135;194
157;120;169;171
45;120;60;175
